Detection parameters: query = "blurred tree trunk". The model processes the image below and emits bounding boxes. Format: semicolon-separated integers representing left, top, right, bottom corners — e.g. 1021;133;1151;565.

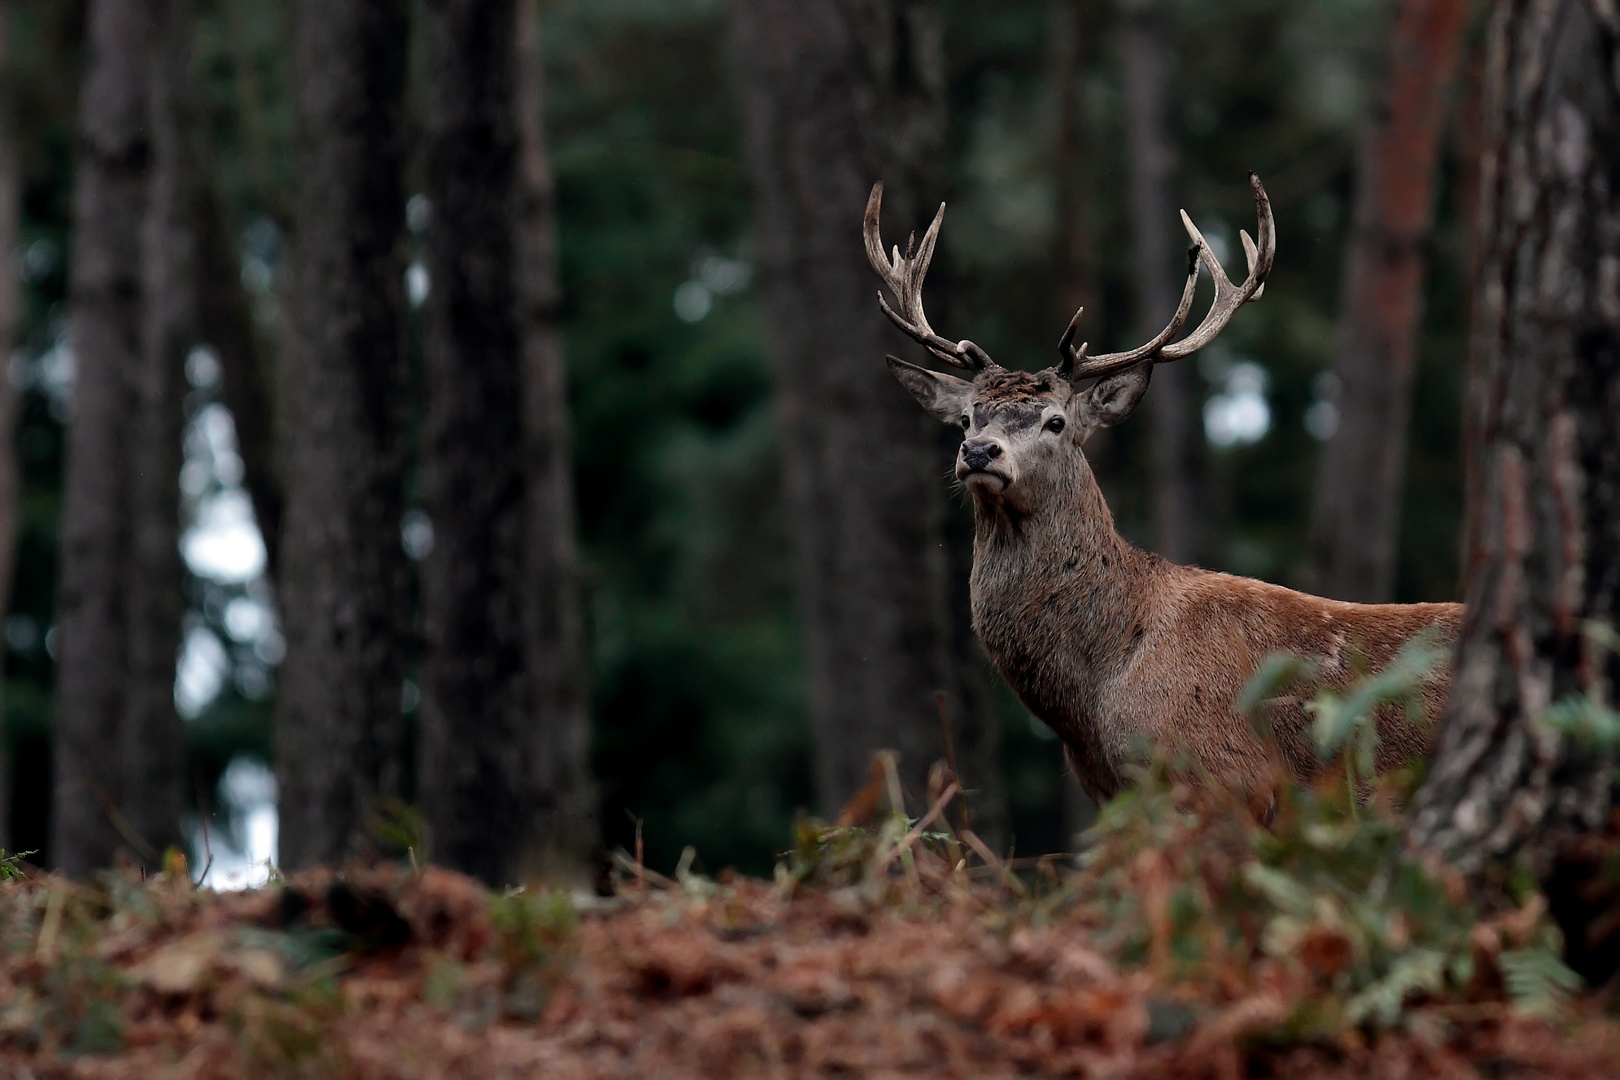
121;0;193;862
514;0;595;879
1050;0;1097;844
195;178;282;578
1407;0;1620;987
276;0;409;869
1120;0;1197;565
418;0;594;887
1309;0;1468;602
0;0;19;850
1050;0;1091;323
53;0;151;875
730;0;997;821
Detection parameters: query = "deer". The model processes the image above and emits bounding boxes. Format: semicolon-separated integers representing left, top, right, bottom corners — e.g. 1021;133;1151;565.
864;174;1461;808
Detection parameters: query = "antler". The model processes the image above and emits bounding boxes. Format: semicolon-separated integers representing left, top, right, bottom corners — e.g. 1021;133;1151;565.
1059;173;1275;382
864;183;992;372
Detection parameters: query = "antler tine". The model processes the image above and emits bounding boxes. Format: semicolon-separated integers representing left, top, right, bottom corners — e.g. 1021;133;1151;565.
1059;259;1200;379
864;183;988;372
1065;173;1276;382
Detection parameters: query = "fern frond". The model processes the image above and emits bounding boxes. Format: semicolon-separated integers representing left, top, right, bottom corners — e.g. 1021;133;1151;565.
1498;948;1583;1017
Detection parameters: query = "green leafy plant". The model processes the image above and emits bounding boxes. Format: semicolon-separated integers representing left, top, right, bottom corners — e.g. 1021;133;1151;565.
1539;695;1620;750
0;850;37;883
488;888;578;1020
1303;629;1448;798
1074;640;1582;1039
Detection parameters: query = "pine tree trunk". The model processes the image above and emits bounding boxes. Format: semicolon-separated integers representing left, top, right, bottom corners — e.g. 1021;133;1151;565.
418;0;593;887
52;0;151;875
729;0;985;815
122;0;193;862
1120;0;1196;565
1050;0;1098;846
514;0;595;878
1050;0;1090;322
1309;0;1468;602
0;0;20;851
1407;0;1620;985
276;0;409;869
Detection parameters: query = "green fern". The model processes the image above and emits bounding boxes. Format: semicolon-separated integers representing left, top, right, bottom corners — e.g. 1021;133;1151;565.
1498;947;1583;1017
1540;695;1620;750
1345;948;1447;1027
1236;653;1320;727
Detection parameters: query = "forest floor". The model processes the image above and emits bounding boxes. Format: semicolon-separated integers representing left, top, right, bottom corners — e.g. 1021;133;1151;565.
1;762;1619;1078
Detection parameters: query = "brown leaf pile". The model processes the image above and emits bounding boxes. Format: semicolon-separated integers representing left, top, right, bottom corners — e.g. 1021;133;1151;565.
1;858;1617;1079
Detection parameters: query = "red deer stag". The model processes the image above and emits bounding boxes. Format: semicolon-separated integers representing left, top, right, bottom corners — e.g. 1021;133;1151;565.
865;174;1459;804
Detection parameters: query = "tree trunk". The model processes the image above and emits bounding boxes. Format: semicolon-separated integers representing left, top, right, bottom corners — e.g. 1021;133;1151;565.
514;0;595;879
417;0;593;887
195;176;283;578
0;0;20;850
276;0;409;869
729;0;985;816
1309;0;1468;602
1050;0;1091;323
1120;0;1196;565
1051;0;1098;846
122;0;193;862
52;0;150;875
1407;0;1620;986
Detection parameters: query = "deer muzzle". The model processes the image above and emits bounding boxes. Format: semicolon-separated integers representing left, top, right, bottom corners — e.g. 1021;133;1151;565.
958;438;1009;491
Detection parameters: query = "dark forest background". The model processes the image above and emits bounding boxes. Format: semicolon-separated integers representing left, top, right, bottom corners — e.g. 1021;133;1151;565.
0;0;1478;882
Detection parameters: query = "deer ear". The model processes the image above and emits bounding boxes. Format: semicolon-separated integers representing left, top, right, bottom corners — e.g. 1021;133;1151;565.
886;355;973;424
1079;364;1152;430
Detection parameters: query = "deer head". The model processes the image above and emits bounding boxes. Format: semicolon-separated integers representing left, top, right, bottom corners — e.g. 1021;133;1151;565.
865;175;1275;510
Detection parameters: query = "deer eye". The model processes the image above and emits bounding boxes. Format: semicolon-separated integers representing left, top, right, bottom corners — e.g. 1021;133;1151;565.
1044;415;1066;434
959;415;970;431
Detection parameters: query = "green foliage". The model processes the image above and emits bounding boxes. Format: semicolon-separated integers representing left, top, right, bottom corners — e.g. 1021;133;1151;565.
1234;652;1321;722
778;819;889;891
1498;947;1585;1018
365;798;429;865
1304;629;1449;793
1076;647;1579;1038
0;850;37;882
775;817;936;895
1539;695;1620;751
488;888;579;1019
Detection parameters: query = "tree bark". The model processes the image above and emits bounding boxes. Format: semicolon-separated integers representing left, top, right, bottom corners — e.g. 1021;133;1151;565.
1051;0;1091;323
418;0;594;887
1407;0;1620;985
1309;0;1468;602
514;0;595;879
276;0;409;869
121;0;193;861
1051;0;1098;846
729;0;986;816
1120;0;1197;565
0;0;20;850
52;0;151;875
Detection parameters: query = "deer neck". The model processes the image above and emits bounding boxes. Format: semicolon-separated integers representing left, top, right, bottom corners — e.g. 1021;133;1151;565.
967;453;1151;722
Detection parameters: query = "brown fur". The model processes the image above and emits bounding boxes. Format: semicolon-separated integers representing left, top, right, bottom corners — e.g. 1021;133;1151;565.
891;362;1460;803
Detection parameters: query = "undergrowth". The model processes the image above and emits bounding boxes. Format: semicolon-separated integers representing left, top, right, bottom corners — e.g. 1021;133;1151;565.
780;633;1593;1043
1;636;1614;1074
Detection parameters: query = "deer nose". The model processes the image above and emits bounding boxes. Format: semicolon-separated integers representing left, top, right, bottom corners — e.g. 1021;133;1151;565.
961;439;1001;471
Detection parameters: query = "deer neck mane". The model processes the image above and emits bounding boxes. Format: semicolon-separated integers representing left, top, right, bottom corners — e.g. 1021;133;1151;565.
969;449;1142;584
966;450;1155;724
